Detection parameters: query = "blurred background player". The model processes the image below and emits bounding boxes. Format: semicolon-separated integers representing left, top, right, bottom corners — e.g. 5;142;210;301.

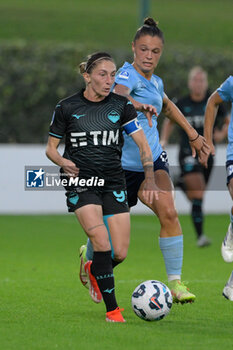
46;52;159;322
161;66;228;247
201;75;233;300
80;18;209;304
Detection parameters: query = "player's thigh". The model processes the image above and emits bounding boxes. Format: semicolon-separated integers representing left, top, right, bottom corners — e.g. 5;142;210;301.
75;204;103;232
102;190;130;260
182;171;206;200
138;170;174;215
138;170;181;235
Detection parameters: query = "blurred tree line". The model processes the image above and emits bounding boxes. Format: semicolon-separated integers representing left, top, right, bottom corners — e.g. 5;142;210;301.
0;42;232;143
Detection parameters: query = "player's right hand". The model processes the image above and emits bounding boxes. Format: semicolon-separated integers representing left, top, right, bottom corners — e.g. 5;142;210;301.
61;159;79;177
140;104;158;128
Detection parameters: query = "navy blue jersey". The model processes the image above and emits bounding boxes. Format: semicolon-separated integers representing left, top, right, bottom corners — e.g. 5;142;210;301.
49;90;140;191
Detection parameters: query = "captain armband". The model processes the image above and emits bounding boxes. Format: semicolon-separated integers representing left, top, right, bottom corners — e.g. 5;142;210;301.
123;118;142;135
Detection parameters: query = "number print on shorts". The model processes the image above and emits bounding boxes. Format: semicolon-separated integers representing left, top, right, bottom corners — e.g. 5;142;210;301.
113;190;126;202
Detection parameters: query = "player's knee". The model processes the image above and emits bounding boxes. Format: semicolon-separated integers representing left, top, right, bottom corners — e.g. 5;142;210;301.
113;247;128;262
90;235;111;252
163;206;179;225
113;254;126;263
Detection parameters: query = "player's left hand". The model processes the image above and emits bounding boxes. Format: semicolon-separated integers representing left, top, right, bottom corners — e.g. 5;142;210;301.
141;179;165;203
140;104;158;128
198;141;215;168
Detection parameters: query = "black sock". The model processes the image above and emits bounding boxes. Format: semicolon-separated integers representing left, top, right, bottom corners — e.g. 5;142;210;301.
91;251;118;312
191;199;203;238
112;259;121;268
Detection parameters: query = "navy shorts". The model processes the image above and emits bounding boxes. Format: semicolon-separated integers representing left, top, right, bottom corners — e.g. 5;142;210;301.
65;189;129;215
226;160;233;185
124;151;170;208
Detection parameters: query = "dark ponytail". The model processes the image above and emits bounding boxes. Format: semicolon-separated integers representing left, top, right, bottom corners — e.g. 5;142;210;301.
133;17;164;43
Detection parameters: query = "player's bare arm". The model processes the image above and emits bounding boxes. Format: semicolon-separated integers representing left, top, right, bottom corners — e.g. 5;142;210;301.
46;136;79;177
199;91;224;168
114;84;157;127
131;129;163;202
204;91;224;150
162;93;209;158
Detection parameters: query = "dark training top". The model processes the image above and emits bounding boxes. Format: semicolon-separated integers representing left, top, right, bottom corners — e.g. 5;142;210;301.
176;93;226;153
49;90;139;191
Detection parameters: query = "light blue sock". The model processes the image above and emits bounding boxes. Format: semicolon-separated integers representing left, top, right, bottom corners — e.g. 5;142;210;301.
85;215;114;260
159;235;183;277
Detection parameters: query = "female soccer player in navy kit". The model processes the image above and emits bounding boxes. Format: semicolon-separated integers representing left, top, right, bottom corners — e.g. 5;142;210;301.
46;52;159;322
161;66;228;247
201;76;233;301
80;19;209;304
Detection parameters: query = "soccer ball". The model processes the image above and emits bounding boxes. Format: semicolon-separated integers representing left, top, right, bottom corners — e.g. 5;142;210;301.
131;280;173;321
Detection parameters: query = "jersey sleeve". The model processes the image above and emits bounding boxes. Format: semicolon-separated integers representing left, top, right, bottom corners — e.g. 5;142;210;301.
158;77;165;99
114;67;137;92
217;76;233;102
121;100;142;135
49;103;66;139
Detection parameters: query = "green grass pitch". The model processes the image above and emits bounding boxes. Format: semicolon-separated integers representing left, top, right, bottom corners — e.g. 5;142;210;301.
0;0;232;50
1;214;233;350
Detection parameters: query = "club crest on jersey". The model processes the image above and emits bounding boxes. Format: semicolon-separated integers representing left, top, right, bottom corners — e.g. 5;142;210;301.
118;71;129;80
107;111;120;123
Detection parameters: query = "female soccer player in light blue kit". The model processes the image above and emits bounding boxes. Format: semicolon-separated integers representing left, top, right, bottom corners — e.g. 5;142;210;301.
202;75;233;300
80;18;209;303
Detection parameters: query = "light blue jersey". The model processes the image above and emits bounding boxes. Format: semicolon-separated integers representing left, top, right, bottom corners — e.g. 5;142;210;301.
217;76;233;160
114;62;164;171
